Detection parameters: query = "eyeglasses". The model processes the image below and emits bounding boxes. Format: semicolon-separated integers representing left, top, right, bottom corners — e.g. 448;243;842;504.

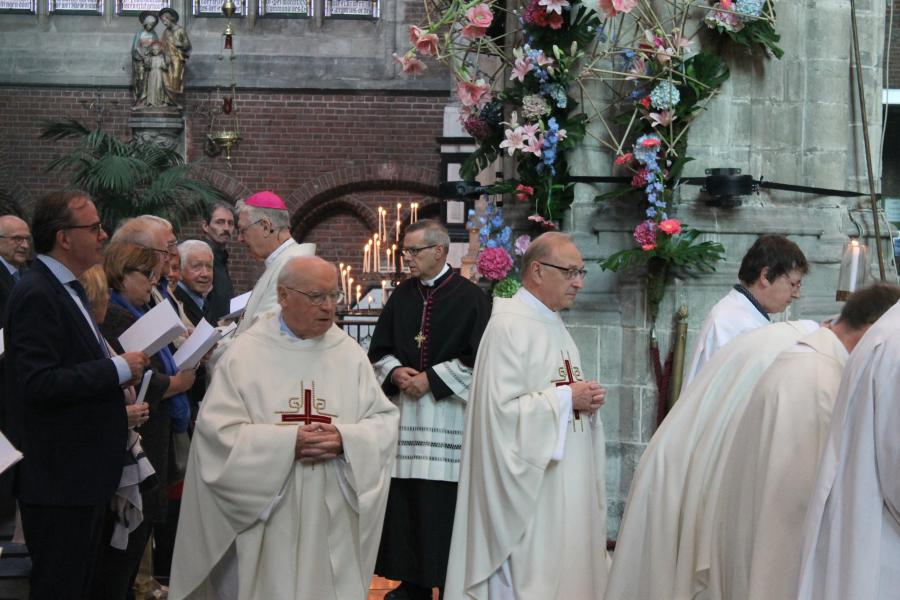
238;219;264;236
147;246;170;258
126;267;157;281
283;286;344;306
538;261;588;280
65;222;104;236
401;244;437;257
0;235;30;245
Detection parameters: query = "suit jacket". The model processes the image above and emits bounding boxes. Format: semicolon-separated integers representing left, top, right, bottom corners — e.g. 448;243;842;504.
173;285;211;326
2;259;126;506
0;265;15;322
205;242;234;323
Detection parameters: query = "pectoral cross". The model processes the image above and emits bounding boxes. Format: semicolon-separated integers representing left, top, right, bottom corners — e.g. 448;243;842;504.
414;331;426;347
553;357;583;432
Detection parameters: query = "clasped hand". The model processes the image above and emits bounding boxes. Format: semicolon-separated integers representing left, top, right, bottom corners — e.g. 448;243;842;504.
569;380;607;415
295;423;343;464
391;366;430;399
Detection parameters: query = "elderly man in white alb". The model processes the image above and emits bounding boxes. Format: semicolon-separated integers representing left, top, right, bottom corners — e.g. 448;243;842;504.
605;315;822;600
707;284;900;600
444;232;609;600
683;234;808;387
210;191;314;366
169;256;399;600
796;296;900;600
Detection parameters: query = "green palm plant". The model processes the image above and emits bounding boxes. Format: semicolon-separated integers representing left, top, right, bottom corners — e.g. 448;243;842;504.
40;118;226;230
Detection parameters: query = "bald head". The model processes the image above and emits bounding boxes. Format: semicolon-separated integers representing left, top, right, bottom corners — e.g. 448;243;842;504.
521;232;585;312
277;256;340;339
278;256;337;288
0;214;32;267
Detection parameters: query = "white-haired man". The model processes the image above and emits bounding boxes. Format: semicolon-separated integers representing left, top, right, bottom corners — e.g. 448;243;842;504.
170;256;398;600
174;239;214;324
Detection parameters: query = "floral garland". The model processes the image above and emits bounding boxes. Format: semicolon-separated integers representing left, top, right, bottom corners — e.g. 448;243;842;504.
397;0;779;308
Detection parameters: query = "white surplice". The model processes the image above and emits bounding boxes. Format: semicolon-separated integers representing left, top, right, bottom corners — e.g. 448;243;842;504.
797;301;900;600
169;314;398;600
444;289;608;600
683;288;770;388
708;327;847;600
605;320;818;600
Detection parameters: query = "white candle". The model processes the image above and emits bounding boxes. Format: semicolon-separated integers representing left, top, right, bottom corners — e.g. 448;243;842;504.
356;284;361;307
396;203;401;228
396;219;401;242
848;240;860;292
363;243;369;273
392;243;397;272
347;277;353;304
381;279;387;303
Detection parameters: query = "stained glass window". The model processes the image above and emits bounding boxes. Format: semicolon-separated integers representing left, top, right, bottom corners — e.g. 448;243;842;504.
193;0;242;16
50;0;102;13
117;0;169;16
325;0;378;19
259;0;311;17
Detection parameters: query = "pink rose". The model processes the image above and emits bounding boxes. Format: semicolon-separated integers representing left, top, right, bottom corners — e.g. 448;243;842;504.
515;184;534;202
466;3;493;28
658;219;682;235
614;152;633;166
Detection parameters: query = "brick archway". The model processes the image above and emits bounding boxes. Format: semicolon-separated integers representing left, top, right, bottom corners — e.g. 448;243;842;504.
286;162;441;235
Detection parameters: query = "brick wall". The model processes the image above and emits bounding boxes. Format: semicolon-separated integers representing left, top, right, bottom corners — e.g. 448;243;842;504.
0;85;449;292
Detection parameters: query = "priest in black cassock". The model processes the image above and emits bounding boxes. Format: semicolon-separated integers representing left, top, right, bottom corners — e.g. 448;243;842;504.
369;219;491;600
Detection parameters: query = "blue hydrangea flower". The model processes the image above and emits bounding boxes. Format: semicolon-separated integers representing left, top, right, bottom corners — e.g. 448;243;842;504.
735;0;764;17
649;81;680;110
486;239;498;248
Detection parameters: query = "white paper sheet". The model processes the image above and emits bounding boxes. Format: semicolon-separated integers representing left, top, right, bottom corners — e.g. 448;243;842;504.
221;291;252;322
216;322;238;338
173;319;221;371
0;431;23;476
135;370;153;404
118;301;187;357
0;328;4;360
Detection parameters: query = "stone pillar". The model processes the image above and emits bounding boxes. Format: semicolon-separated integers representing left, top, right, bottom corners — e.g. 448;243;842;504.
567;0;892;538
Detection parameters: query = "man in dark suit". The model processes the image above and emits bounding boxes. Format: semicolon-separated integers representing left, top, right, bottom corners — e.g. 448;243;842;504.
0;214;31;318
200;202;235;323
3;190;148;599
0;214;31;517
